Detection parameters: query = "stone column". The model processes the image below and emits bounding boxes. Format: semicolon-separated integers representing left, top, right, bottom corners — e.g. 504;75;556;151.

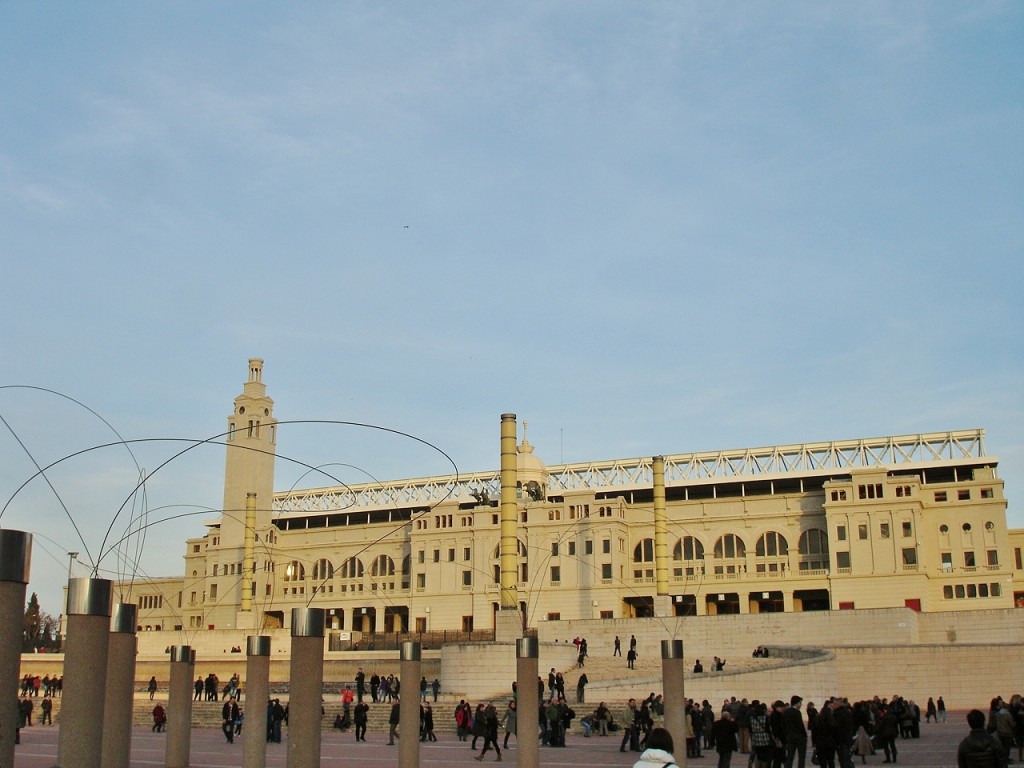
58;577;113;768
287;607;325;768
496;412;522;641
165;645;195;768
101;603;138;768
398;642;421;768
516;637;539;768
0;530;31;768
653;455;672;617
243;635;271;768
661;639;686;768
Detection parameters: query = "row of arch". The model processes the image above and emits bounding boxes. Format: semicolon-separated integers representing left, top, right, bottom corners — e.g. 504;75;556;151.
280;532;830;582
636;529;830;562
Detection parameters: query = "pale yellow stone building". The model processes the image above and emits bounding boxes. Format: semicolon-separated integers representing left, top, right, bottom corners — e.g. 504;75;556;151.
127;360;1024;637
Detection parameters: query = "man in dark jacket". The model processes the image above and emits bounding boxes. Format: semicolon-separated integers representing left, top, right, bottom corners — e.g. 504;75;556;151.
958;709;1007;768
781;696;807;768
712;710;739;767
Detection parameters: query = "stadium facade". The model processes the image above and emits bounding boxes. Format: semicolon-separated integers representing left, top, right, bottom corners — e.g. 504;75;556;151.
128;360;1024;636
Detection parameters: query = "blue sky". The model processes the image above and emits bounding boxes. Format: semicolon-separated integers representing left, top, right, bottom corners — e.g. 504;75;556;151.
1;2;1022;617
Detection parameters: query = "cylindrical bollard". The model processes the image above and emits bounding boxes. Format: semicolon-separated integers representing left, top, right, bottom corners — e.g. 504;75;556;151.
58;577;114;768
166;645;195;768
661;639;687;768
243;635;272;768
516;637;540;768
287;608;325;768
101;603;139;768
398;642;422;768
0;530;31;768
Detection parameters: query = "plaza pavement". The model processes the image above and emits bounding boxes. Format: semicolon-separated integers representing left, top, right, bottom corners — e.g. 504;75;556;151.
12;715;978;768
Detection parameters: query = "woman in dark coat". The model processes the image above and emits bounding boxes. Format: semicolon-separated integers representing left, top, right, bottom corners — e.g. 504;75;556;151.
812;704;839;768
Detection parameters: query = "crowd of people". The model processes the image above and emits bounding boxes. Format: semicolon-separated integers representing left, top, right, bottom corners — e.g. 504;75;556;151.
19;673;62;697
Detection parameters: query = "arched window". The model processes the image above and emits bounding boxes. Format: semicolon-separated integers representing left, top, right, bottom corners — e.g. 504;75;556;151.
633;538;655;563
370;555;395;577
312;558;334;581
491;539;528;584
672;536;705;578
370;554;396;591
632;538;655;581
713;534;746;575
673;536;705;561
283;561;305;582
798;529;830;571
754;532;789;574
339;557;364;580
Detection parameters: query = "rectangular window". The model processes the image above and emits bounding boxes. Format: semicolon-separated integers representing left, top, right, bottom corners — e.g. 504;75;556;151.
210;584;218;599
1016;547;1023;570
901;548;917;565
585;540;593;555
941;552;953;568
987;550;999;566
551;542;559;556
416;574;426;589
433;550;440;563
967;583;977;598
943;585;954;599
550;566;560;584
858;524;868;540
546;612;560;621
880;523;890;539
964;551;976;568
857;483;883;499
464;547;471;561
418;551;425;564
462;570;472;586
934;491;948;502
901;521;913;538
991;583;1001;596
981;488;994;499
601;563;612;579
602;539;611;554
955;584;966;598
600;610;614;619
979;583;989;597
836;525;847;541
448;548;455;562
568;541;576;556
836;552;851;569
958;489;970;501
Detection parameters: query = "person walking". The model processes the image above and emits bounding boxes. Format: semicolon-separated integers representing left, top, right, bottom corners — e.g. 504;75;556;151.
576;673;588;704
40;695;52;726
388;695;401;745
148;676;158;700
152;703;166;733
503;700;517;749
614;636;621;656
354;699;368;741
475;702;502;761
423;702;437;742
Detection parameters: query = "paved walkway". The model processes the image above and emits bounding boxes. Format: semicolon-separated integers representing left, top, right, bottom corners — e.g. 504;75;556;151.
13;716;978;767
